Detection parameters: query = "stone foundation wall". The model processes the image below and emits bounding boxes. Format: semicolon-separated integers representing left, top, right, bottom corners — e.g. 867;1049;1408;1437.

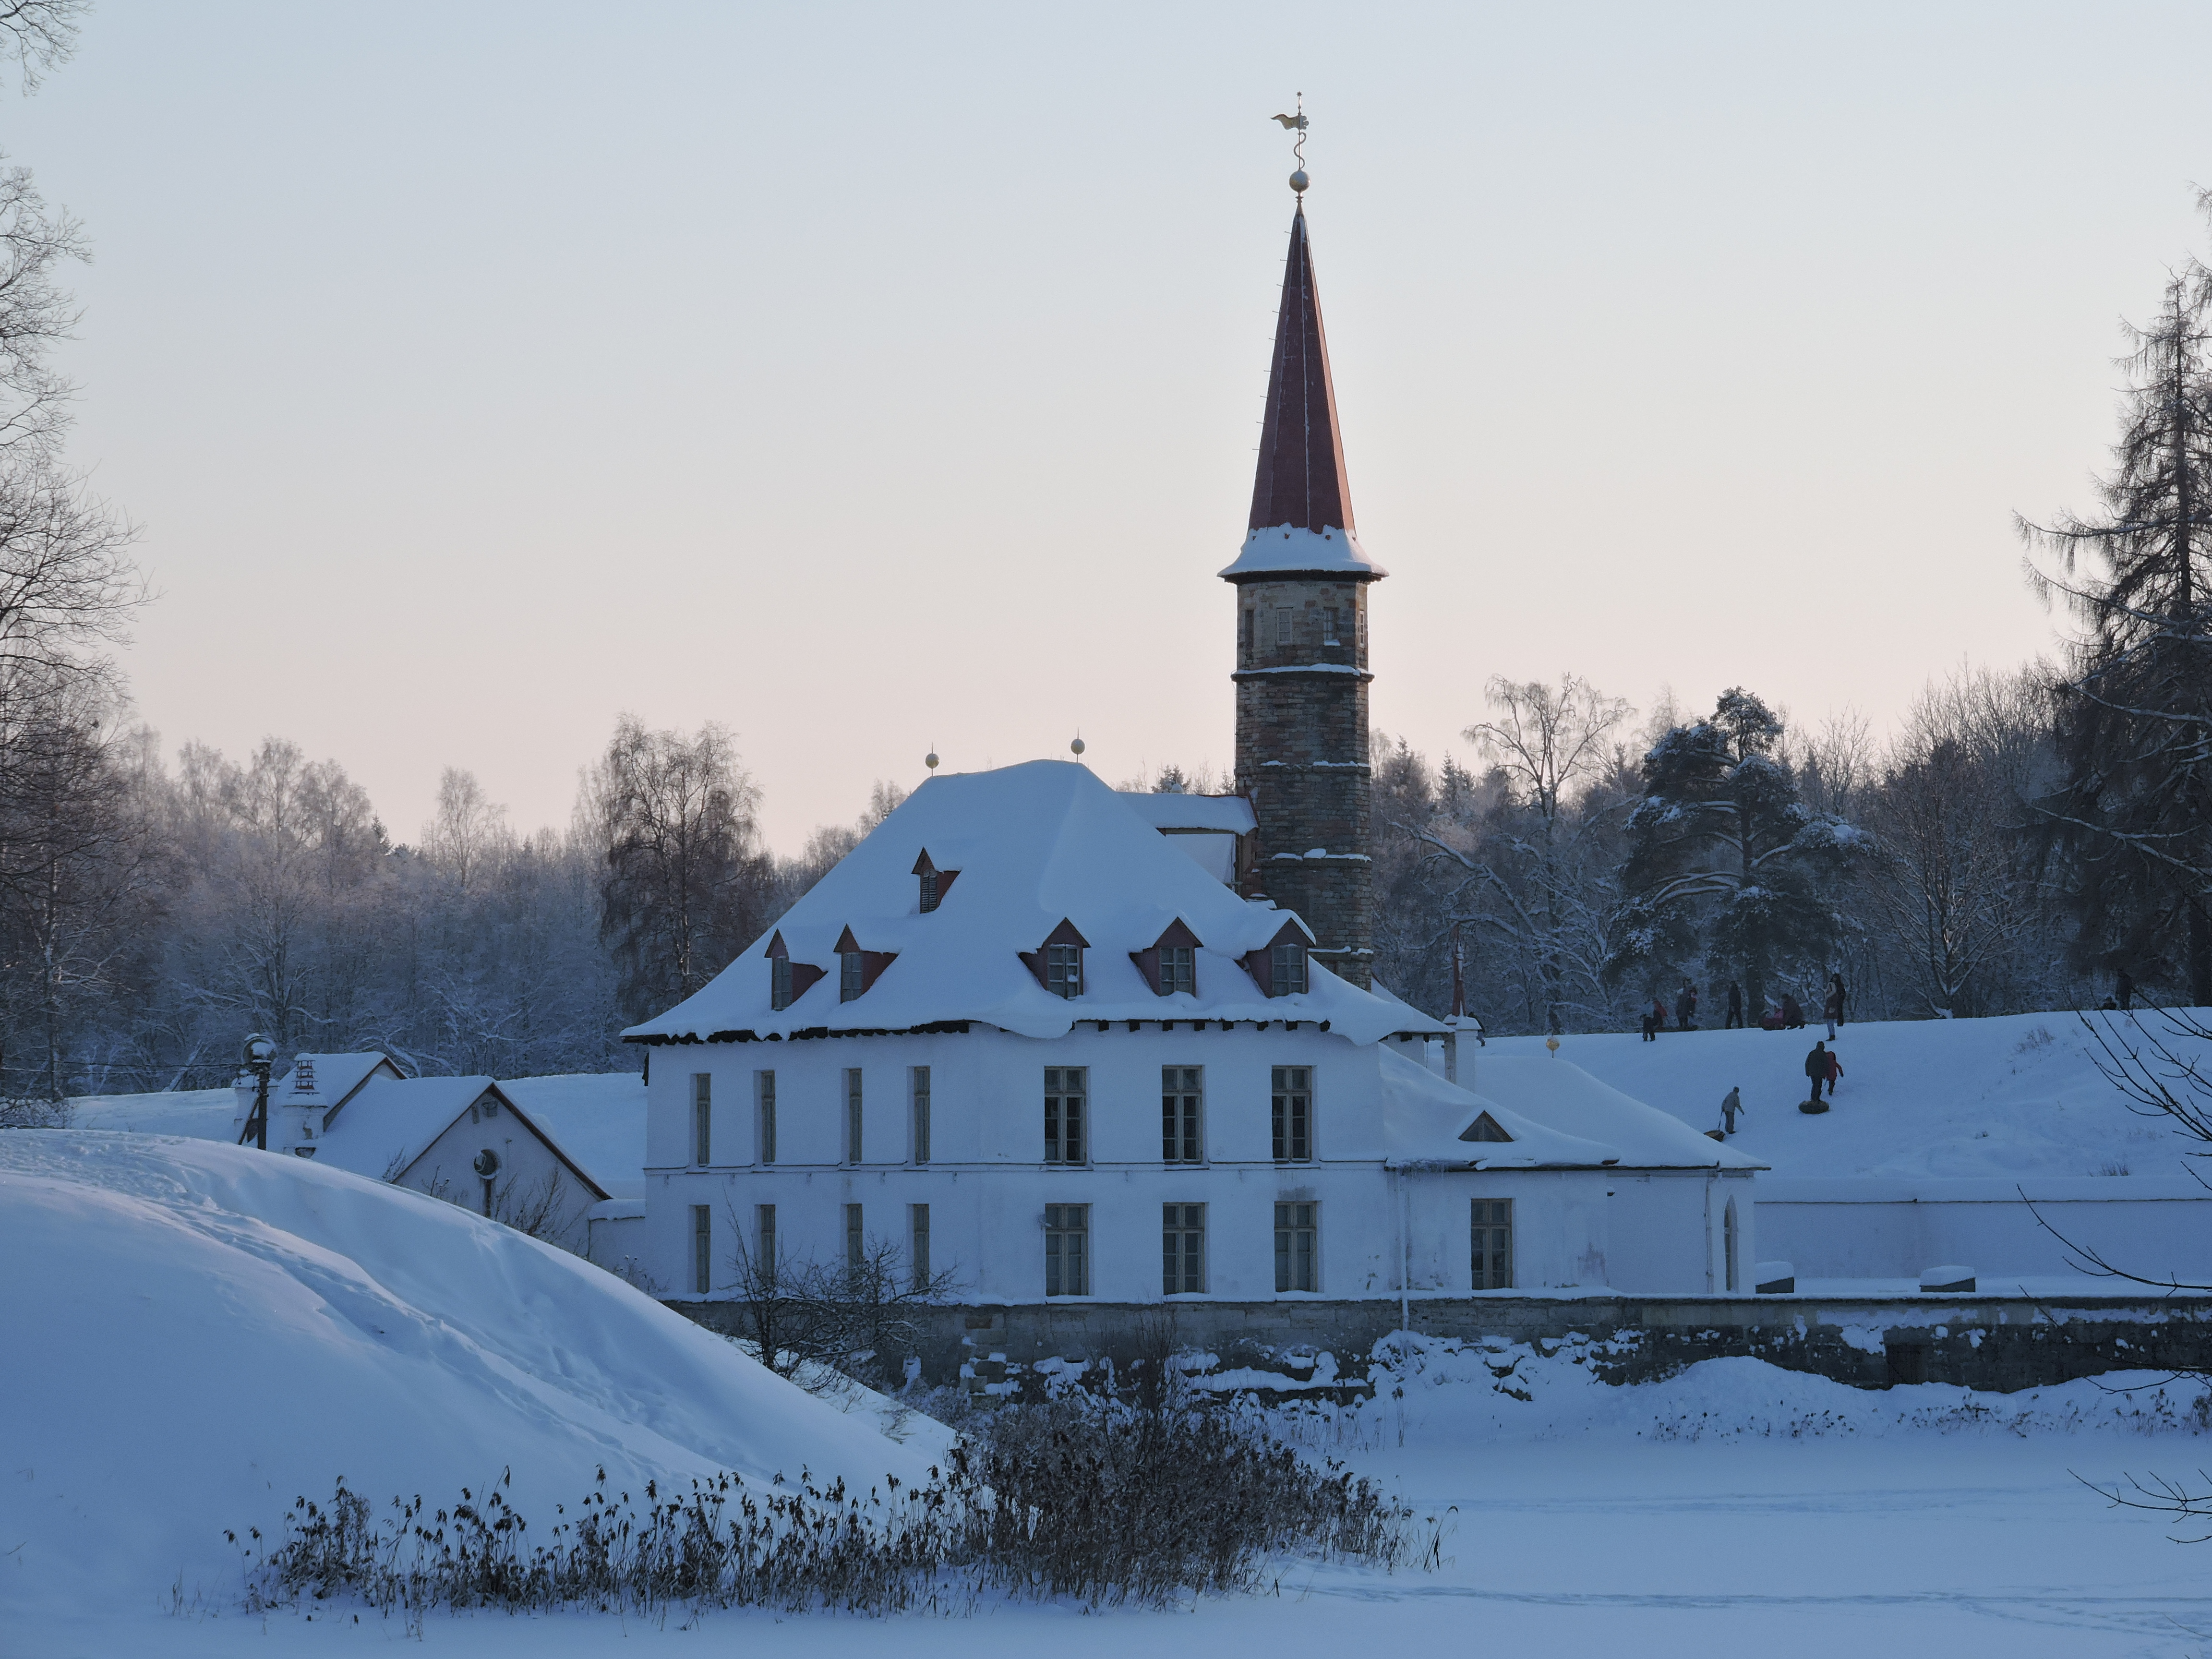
674;1293;2212;1399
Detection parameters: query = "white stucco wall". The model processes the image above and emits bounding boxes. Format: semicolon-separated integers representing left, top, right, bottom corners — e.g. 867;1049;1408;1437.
637;1025;1739;1303
398;1091;601;1255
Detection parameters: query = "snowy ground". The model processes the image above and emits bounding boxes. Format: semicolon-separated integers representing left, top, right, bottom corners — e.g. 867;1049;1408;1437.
1485;1009;2206;1180
11;1129;2212;1656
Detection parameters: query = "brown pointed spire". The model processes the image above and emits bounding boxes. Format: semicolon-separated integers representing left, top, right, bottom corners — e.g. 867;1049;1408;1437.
1222;204;1382;581
1250;206;1353;535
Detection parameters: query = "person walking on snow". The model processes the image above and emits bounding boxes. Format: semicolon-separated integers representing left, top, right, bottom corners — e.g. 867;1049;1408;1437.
1676;981;1698;1031
1824;1047;1844;1098
1720;1085;1744;1136
1726;982;1744;1029
1804;1040;1830;1102
1825;974;1847;1038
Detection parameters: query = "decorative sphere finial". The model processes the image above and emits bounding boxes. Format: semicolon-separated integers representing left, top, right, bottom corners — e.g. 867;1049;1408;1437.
925;749;939;771
1070;735;1086;758
1289;168;1308;194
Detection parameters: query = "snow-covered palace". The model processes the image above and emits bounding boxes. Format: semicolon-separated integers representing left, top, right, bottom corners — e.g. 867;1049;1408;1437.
625;180;1759;1336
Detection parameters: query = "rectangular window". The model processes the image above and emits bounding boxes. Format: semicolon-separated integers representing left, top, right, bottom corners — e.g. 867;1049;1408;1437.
756;1071;777;1164
845;1068;864;1164
1322;606;1340;642
1162;1066;1203;1163
1163;1202;1205;1295
1274;1200;1318;1293
1045;1202;1089;1296
756;1203;776;1278
771;956;793;1010
1046;942;1083;998
1275;606;1294;645
911;1066;932;1164
1044;1067;1087;1164
1157;946;1195;996
1272;1066;1312;1162
1271;943;1309;997
691;1204;712;1295
845;1202;865;1274
1240;608;1253;649
1472;1198;1514;1290
919;869;940;912
840;951;864;1002
691;1073;712;1166
911;1202;931;1289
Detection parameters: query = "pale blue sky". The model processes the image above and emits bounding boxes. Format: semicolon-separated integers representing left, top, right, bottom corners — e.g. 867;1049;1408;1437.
13;2;2212;849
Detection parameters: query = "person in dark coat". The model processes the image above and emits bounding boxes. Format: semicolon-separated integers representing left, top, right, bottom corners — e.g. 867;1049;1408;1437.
2117;968;2134;1012
1781;993;1805;1029
1675;981;1698;1031
1804;1040;1829;1101
1726;982;1744;1029
1824;974;1847;1038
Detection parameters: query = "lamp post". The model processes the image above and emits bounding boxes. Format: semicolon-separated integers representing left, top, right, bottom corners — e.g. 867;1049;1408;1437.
241;1033;276;1151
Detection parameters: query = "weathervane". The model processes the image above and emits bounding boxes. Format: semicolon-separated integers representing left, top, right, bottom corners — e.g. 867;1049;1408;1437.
1270;94;1309;195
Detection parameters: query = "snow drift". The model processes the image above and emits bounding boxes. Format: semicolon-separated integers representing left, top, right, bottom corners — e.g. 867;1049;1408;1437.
0;1131;948;1621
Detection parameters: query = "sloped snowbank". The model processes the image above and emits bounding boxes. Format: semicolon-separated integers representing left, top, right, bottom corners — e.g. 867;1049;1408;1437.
0;1131;949;1622
1280;1333;2212;1449
1483;1010;2207;1179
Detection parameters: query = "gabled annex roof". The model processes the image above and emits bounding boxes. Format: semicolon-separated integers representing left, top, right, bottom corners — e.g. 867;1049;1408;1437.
314;1075;612;1199
624;759;1439;1046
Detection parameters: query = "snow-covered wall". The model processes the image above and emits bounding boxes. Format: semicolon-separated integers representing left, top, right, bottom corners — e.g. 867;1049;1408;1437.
1757;1176;2212;1285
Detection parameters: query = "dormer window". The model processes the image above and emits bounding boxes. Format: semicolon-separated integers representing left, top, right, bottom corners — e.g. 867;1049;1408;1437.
833;926;897;1003
912;850;960;914
764;931;826;1011
1046;944;1082;998
1460;1111;1514;1144
1133;918;1202;997
1243;919;1313;998
1022;918;1090;999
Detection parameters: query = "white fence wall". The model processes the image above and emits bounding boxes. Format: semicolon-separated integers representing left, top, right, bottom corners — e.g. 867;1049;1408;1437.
1756;1177;2212;1285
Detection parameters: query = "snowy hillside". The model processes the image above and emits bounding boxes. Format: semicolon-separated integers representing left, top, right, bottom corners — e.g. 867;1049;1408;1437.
1483;1010;2201;1179
0;1131;947;1631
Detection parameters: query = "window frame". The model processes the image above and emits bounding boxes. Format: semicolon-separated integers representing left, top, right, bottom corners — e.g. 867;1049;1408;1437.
1271;943;1309;997
756;1070;777;1164
691;1072;712;1166
840;950;865;1002
1471;1197;1514;1290
1044;1066;1087;1165
844;1067;864;1165
1158;945;1195;996
1274;1200;1318;1293
910;1202;931;1289
1044;1202;1090;1297
771;955;793;1011
1161;1065;1204;1164
1275;606;1294;646
844;1201;865;1276
1045;941;1083;999
691;1203;713;1296
756;1203;776;1282
1162;1202;1206;1296
1271;1065;1313;1163
911;1065;932;1165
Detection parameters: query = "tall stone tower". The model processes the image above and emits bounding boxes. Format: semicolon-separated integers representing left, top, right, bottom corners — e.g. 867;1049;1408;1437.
1222;194;1385;988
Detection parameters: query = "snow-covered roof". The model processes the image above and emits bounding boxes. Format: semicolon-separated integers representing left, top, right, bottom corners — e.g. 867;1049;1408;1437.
1381;1050;1619;1168
314;1075;612;1199
1220;523;1387;580
500;1072;646;1199
1462;1055;1763;1171
1115;791;1257;835
316;1075;500;1181
274;1051;397;1111
625;759;1441;1046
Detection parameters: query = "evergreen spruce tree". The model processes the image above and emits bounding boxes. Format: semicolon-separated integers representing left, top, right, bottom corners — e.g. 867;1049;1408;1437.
1606;688;1862;1020
2024;252;2212;1005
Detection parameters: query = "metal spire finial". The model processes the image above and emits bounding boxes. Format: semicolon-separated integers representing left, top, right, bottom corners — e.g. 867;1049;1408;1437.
1270;94;1309;195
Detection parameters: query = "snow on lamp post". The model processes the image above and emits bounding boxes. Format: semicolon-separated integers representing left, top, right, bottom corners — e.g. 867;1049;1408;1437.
241;1033;276;1151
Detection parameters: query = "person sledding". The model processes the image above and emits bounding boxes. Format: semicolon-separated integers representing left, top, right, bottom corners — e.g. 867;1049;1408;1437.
1781;992;1806;1029
1803;1040;1832;1105
1711;1085;1744;1140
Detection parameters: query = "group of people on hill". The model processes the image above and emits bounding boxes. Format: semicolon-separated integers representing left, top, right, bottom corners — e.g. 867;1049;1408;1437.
1642;973;1849;1042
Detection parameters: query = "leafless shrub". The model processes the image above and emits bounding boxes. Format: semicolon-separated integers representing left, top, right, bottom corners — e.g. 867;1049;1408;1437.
724;1221;957;1391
